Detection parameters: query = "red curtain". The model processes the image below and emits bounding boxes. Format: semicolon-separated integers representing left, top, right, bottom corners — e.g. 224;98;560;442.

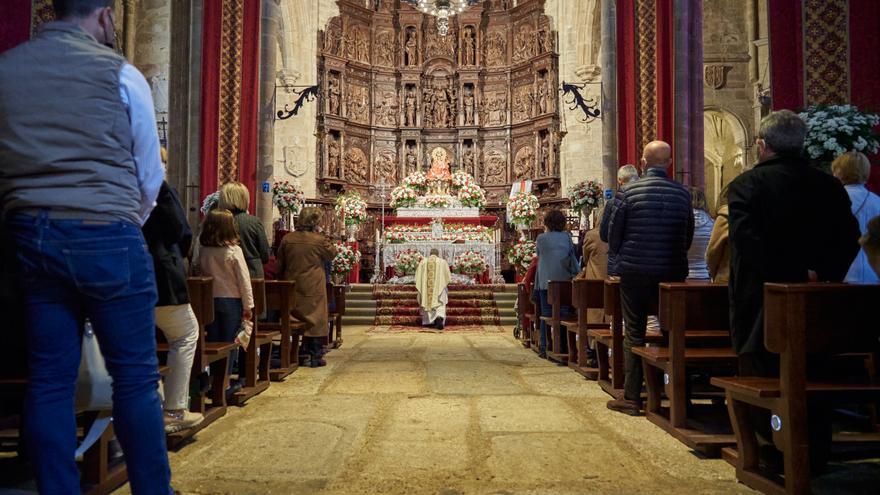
616;0;638;168
655;0;675;177
850;0;880;192
199;0;262;213
768;0;804;110
0;0;31;54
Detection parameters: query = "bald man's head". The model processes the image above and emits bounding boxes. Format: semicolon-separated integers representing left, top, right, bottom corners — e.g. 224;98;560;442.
641;141;672;169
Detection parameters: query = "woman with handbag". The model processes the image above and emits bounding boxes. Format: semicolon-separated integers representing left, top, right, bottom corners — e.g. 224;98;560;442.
535;209;580;359
196;210;254;393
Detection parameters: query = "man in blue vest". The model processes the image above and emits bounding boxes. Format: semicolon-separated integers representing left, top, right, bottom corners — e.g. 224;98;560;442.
0;1;171;492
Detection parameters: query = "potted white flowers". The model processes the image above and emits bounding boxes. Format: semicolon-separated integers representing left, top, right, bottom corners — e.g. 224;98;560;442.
272;180;305;229
334;191;368;242
331;242;360;284
506;192;540;240
799;105;880;171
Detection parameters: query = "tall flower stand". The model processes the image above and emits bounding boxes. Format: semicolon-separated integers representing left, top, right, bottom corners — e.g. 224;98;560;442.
346;241;360;284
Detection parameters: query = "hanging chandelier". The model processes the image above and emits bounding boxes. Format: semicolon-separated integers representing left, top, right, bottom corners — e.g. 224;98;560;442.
403;1;480;36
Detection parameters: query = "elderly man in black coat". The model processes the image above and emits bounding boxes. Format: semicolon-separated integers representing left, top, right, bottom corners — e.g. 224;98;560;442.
602;141;694;415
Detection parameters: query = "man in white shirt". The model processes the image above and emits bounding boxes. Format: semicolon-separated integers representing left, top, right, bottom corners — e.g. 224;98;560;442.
0;1;170;492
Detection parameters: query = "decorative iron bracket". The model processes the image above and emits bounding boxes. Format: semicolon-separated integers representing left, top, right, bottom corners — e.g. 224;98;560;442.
275;84;320;121
560;81;602;123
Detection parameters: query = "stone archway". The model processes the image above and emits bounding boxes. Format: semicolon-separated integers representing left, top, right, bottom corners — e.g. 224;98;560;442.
703;108;747;214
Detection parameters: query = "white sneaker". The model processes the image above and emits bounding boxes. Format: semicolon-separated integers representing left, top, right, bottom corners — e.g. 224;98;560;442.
164;410;205;434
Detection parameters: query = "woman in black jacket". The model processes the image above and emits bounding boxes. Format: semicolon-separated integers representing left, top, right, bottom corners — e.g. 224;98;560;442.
143;181;204;434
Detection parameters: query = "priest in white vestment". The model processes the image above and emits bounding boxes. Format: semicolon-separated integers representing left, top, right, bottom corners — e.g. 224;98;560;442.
415;249;451;330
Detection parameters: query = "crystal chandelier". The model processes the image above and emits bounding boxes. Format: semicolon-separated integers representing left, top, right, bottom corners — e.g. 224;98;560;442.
403;1;480;36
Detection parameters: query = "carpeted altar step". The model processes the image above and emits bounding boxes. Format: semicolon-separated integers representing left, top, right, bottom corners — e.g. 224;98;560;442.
372;283;507;327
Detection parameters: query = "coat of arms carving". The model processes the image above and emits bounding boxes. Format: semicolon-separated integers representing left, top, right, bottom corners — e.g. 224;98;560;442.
704;64;728;90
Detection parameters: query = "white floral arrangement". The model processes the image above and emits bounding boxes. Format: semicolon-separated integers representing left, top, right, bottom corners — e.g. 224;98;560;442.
425;196;449;208
394;249;424;276
331;242;360;278
334;191;368;226
799;105;880;167
451;170;475;191
386;231;407;244
390;185;418;209
507;240;537;275
507;192;540;225
567;179;604;214
401;171;428;193
200;191;220;216
457;182;486;208
384;223;493;243
271;180;305;216
452;250;488;277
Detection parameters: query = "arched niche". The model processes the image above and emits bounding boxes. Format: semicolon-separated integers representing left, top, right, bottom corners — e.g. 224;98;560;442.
703;107;748;214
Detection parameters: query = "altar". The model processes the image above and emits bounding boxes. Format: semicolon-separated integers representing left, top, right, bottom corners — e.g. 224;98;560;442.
380;147;498;284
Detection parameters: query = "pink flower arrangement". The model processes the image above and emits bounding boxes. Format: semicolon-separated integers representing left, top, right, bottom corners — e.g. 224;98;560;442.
272;180;306;215
452;250;488;277
334;191;368;226
331;242;360;277
401;171;428;193
507;240;537;275
394;249;424;276
507;192;540;225
567;179;604;213
451;170;475;191
390;185;418;209
425;196;449;208
457;182;486;208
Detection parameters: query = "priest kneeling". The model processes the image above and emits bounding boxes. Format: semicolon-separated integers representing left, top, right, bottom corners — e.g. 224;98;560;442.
415;249;451;330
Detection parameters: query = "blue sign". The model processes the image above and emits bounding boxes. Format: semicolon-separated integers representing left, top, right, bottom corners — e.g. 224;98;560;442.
604;188;613;200
262;182;270;193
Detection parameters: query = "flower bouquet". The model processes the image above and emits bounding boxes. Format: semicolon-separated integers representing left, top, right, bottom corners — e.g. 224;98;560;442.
507;192;540;225
334;191;368;226
799;105;880;170
390;185;418;209
401;171;428;193
457;182;486;208
451;170;475;191
200;191;220;216
385;231;407;244
331;242;360;281
567;179;604;214
394;249;424;277
452;250;488;278
425;196;449;208
507;240;537;275
271;180;306;216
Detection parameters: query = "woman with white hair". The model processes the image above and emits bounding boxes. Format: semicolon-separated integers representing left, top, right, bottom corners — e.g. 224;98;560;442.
218;182;270;278
832;151;880;283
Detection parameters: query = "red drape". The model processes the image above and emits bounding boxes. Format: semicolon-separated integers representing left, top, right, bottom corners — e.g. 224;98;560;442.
616;0;638;168
655;0;675;177
849;0;880;192
0;0;31;54
768;0;804;110
199;0;261;212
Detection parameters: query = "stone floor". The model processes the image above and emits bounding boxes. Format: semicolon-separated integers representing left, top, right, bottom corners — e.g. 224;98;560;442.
135;325;756;495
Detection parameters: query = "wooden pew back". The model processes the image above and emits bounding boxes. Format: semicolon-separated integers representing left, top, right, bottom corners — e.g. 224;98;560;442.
571;279;604;312
547;280;573;316
659;282;729;332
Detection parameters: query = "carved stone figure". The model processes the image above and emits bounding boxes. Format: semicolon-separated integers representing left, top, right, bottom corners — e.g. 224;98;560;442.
462;145;476;177
426;24;455;59
345;147;368;183
540;134;550;176
514;25;534;63
375;149;397;183
514;146;535;179
513;87;532;122
422;87;434;127
328;75;341;115
374;91;398;127
486;30;506;67
463;87;475;126
484;91;507;126
347;85;369;123
324;23;342;55
426;147;452;195
484;149;506;184
405;145;418;175
462;27;476;65
537;77;549;115
404;87;417;126
542;28;554;54
434;87;450;128
375;31;394;66
327;135;341;178
356;29;369;62
404;29;418;66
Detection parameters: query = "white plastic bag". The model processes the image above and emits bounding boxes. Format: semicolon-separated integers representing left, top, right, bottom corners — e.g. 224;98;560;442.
235;319;253;350
75;320;113;412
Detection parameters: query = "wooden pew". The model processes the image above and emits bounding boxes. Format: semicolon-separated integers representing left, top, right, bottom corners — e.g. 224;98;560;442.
160;277;237;447
633;282;737;456
562;279;608;379
261;280;307;381
516;283;535;348
712;283;880;495
327;283;346;349
229;279;281;406
539;280;576;363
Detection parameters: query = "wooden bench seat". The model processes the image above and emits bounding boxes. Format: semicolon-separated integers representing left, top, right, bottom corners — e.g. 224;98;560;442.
637;282;737;456
711;283;880;495
543;281;574;363
516;283;535;348
327;283;346;349
563;279;610;379
229;279;277;406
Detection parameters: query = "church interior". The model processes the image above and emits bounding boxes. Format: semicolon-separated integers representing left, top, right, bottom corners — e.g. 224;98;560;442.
1;0;880;494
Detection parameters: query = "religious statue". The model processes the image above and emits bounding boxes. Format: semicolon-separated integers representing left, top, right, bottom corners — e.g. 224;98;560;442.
405;146;418;175
345;147;368;183
422;87;434;127
542;29;554;54
463;87;475;126
484;149;506;184
433;87;450;128
540;134;550;176
347;85;368;123
462;27;476;65
404;87;417;126
324;23;342;55
484;91;507;126
536;78;549;115
327;75;341;115
514;146;534;179
374;91;397;127
375;149;397;183
462;145;476;177
486;30;506;67
514;25;534;63
356;29;369;62
327;135;341;178
404;29;418;66
375;31;394;67
426;147;452;195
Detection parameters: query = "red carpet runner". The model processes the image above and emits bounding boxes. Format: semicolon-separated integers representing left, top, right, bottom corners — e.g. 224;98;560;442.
373;285;503;326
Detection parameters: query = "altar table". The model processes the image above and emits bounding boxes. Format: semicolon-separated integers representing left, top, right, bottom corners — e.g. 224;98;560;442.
382;241;497;276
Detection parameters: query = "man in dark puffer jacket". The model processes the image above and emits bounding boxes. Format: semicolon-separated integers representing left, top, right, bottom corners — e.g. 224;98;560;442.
601;141;694;415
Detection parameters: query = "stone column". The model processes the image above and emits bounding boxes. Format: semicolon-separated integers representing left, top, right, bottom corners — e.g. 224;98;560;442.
168;0;204;228
673;0;704;187
257;0;282;240
600;0;618;190
122;0;137;61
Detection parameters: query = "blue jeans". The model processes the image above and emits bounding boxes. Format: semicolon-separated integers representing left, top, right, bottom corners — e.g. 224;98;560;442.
537;289;575;354
5;213;171;494
206;297;242;375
